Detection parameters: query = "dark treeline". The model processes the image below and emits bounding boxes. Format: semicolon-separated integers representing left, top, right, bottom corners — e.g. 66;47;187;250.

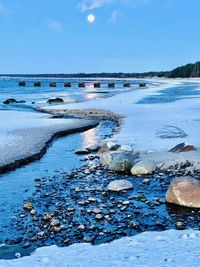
1;61;200;79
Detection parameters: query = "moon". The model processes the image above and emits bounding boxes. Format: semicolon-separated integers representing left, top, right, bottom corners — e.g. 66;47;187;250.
87;14;95;23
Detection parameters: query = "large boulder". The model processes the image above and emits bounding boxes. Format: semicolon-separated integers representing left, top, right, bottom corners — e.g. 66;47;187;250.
169;143;197;153
131;160;155;175
107;180;133;192
100;151;114;166
166;177;200;208
108;152;138;172
99;142;120;166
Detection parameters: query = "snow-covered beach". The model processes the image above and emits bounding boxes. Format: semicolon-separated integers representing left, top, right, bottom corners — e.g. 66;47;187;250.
1;78;200;266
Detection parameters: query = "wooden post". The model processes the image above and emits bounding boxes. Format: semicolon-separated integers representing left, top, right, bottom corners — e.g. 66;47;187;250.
139;83;146;88
34;82;41;87
64;82;71;87
94;83;101;88
124;83;131;88
79;82;85;88
50;82;57;87
19;81;26;86
108;83;115;88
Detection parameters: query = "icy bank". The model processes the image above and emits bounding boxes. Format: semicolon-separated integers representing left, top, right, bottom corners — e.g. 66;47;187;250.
1;229;200;267
39;79;200;152
0;110;96;172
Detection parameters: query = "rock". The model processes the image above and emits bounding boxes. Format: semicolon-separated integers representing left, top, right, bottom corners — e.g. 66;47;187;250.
95;214;103;220
166;177;200;208
23;202;33;211
88;197;96;202
122;201;130;205
131;160;155;175
109;152;138;172
77;225;85;231
107;142;120;151
87;145;100;152
176;221;185;229
99;143;109;154
50;219;60;227
47;98;64;104
143;178;150;184
169;143;197;153
107;180;133;192
15;253;21;259
179;145;197;153
3;98;26;104
169;143;185;153
75;149;90;155
92;209;101;214
100;151;113;166
43;213;52;221
30;209;36;215
83;236;93;242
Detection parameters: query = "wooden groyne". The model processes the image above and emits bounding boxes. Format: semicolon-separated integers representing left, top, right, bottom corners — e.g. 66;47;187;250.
18;81;147;88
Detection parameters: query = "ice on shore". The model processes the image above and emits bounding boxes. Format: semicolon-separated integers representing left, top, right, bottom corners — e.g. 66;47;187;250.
1;229;200;267
41;79;200;152
0;110;96;169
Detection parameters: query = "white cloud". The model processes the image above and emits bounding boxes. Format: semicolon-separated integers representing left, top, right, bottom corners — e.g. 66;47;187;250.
0;2;11;16
108;10;121;23
46;19;63;32
79;0;115;12
78;0;151;12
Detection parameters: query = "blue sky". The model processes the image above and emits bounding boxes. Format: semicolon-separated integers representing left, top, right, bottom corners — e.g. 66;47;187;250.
0;0;200;74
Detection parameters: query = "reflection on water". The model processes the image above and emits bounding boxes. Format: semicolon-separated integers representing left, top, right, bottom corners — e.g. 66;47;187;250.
0;120;117;243
82;127;97;148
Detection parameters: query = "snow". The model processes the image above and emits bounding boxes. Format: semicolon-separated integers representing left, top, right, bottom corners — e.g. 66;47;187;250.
0;110;96;169
40;79;200;152
1;229;200;266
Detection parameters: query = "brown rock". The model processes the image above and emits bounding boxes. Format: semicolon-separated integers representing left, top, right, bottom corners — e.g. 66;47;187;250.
166;177;200;208
50;219;60;227
169;143;197;153
179;145;197;153
23;202;33;211
43;213;52;221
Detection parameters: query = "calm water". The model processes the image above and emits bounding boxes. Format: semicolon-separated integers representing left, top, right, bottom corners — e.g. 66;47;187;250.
0;77;123;244
0;77;144;109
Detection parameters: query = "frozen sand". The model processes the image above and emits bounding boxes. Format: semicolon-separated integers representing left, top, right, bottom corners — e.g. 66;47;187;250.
0;110;96;171
1;229;200;267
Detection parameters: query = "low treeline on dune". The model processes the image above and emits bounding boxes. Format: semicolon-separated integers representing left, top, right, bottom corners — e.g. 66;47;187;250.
1;61;200;79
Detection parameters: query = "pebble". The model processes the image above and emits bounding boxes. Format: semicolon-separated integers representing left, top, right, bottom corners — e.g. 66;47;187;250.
95;214;103;220
23;202;33;211
176;221;185;229
50;219;60;227
15;253;21;259
83;236;93;242
88;197;97;202
30;209;36;215
122;201;130;205
77;225;85;231
92;209;102;214
43;213;52;221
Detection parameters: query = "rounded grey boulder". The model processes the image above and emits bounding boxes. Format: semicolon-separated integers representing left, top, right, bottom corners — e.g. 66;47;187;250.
107;180;133;192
